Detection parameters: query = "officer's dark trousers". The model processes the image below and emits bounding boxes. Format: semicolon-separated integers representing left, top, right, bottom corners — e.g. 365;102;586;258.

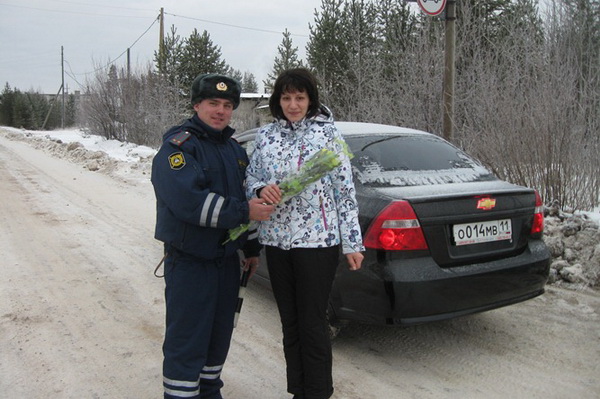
162;248;240;399
265;245;339;399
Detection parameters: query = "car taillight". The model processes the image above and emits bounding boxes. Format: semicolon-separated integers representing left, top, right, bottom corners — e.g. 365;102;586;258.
531;190;544;236
364;201;428;250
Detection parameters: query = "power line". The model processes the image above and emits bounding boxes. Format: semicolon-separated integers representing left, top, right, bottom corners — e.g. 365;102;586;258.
67;14;159;78
164;11;309;38
63;12;158;90
63;61;86;89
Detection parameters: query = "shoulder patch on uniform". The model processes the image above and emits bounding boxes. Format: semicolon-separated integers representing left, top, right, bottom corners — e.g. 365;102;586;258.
168;152;186;170
237;159;247;168
170;131;191;146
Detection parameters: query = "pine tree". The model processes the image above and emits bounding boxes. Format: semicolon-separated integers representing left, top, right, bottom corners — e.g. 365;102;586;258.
156;27;230;98
263;29;304;93
228;68;243;83
226;68;259;92
307;0;380;120
179;29;229;97
0;83;15;126
375;0;419;60
65;93;77;127
242;72;259;93
11;91;30;129
307;0;346;95
154;25;184;87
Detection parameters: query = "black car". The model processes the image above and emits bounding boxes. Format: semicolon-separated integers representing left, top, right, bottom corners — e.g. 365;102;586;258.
235;122;550;332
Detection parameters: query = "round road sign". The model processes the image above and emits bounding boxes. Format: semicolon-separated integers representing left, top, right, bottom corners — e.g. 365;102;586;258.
417;0;447;16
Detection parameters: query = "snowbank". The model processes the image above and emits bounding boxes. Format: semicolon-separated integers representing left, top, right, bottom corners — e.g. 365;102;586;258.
0;127;155;185
544;202;600;288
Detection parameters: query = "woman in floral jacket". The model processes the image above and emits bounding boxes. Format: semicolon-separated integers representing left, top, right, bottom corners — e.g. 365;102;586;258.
245;68;364;399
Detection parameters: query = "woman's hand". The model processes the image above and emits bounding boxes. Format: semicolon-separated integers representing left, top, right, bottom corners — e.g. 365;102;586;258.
259;184;282;205
345;252;364;271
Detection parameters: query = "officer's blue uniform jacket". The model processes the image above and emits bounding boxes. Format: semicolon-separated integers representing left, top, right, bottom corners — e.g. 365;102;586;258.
151;114;260;260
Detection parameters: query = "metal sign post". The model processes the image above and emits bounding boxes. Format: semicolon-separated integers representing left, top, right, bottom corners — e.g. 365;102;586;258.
442;0;456;142
416;0;455;142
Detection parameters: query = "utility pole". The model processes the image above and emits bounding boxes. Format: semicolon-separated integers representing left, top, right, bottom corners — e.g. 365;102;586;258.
442;0;456;142
61;45;65;129
42;85;62;130
127;48;131;79
159;7;165;73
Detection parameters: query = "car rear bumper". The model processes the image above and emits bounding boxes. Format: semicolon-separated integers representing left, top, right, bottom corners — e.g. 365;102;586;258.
332;240;550;326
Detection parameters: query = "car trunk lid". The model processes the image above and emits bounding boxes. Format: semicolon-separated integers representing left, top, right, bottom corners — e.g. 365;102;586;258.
374;182;537;267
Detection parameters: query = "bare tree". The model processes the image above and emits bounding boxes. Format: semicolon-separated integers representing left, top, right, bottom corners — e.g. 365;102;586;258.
454;0;599;210
80;62;186;148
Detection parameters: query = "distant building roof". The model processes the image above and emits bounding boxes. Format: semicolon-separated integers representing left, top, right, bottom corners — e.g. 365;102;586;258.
241;93;271;99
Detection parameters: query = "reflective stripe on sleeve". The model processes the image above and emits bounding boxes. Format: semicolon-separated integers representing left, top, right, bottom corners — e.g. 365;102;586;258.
248;228;258;240
210;197;223;227
199;193;224;228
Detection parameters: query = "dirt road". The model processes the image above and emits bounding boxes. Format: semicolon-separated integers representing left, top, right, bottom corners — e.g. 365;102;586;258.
1;130;598;399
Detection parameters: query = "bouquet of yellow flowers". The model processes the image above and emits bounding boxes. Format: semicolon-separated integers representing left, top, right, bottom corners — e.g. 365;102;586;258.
224;142;352;244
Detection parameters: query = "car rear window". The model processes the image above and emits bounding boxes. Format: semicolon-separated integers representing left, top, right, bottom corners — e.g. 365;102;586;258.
345;134;495;187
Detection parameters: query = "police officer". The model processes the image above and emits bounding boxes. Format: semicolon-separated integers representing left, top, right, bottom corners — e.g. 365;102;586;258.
151;73;275;399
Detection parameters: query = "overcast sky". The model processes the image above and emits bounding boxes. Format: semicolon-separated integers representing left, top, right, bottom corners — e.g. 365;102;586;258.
0;0;324;94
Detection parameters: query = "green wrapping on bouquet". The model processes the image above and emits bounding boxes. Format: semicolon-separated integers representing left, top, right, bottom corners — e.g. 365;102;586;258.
223;140;353;244
223;222;252;244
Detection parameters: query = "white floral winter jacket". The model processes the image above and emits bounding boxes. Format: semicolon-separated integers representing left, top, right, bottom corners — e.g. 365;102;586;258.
245;108;365;254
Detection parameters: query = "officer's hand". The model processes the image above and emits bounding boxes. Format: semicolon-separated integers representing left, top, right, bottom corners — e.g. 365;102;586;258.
248;198;275;221
242;256;259;279
259;184;282;205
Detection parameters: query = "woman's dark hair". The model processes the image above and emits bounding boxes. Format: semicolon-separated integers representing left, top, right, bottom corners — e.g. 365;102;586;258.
269;68;321;120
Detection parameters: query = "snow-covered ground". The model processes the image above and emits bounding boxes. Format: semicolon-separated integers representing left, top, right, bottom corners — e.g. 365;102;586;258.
1;126;599;399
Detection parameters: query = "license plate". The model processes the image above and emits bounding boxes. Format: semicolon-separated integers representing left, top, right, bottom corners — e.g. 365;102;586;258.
452;219;512;246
